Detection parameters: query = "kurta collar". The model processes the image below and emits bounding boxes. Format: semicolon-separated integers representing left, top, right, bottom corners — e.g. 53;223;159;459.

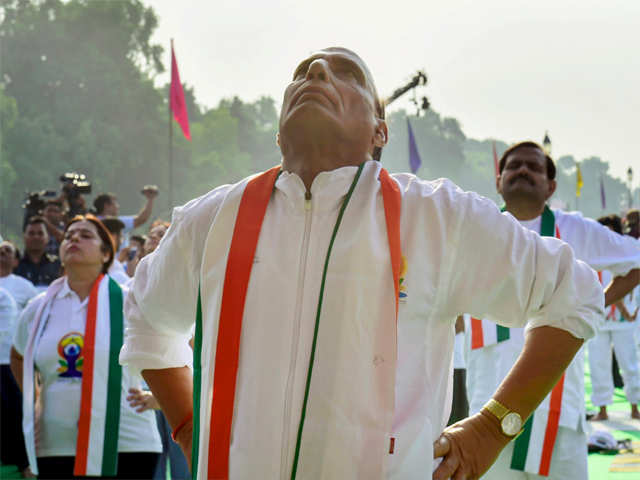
275;161;382;212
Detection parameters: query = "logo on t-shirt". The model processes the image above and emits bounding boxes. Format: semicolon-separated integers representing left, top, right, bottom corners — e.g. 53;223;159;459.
57;332;84;378
399;255;408;301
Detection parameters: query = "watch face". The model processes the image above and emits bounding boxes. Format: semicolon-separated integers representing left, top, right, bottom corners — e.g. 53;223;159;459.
501;412;523;436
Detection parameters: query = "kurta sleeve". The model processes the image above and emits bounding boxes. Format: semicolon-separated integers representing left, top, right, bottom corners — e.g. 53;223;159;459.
558;211;640;275
439;187;603;340
119;188;228;373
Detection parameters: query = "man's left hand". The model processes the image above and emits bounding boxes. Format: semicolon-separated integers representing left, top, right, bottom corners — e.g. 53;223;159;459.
433;411;511;479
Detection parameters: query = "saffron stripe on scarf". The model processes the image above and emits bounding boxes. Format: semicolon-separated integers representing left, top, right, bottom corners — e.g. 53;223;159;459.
101;278;123;475
208;166;281;479
74;274;104;475
470;317;484;349
191;289;203;480
379;168;402;318
539;374;565;475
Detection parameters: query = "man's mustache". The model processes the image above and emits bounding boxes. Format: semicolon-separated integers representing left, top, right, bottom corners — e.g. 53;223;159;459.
509;173;535;186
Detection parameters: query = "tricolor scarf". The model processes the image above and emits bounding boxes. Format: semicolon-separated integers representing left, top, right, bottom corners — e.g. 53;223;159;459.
22;274;123;476
510;205;566;477
190;165;402;480
467;313;510;349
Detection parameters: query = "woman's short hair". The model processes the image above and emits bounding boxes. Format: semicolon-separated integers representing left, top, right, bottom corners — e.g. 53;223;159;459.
64;214;115;273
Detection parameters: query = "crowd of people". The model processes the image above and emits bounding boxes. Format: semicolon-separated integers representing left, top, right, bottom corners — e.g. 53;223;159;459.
0;184;190;479
0;46;639;480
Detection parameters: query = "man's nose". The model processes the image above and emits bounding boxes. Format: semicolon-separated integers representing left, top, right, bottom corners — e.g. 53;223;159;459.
306;59;330;82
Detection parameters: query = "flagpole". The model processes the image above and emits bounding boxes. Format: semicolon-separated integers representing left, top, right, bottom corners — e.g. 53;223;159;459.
169;39;174;211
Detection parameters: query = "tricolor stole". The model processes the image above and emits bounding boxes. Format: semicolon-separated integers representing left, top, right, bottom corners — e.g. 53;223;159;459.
22;274;123;476
190;165;402;480
510;205;565;477
467;314;510;349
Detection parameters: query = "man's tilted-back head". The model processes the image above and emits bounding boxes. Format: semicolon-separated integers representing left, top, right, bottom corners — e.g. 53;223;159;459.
277;47;388;186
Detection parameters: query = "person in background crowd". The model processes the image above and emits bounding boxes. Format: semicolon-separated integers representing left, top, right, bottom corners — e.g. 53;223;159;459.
448;315;469;425
10;215;162;479
118;234;145;277
624;209;639;239
588;215;640;421
465;142;640;479
142;221;170;257
0;241;39;311
93;186;159;234
14;217;61;292
0;287;30;477
100;217;130;286
41;200;66;256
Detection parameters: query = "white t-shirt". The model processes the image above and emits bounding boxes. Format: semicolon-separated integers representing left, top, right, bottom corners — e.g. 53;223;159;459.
14;278;161;457
0;273;38;311
0;287;18;364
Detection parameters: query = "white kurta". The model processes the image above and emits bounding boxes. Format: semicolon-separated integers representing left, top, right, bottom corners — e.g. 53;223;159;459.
120;162;602;479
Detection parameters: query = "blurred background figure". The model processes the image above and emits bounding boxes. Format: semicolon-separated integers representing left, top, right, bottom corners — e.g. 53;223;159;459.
100;217;130;286
588;215;640;420
0;286;30;477
93;186;159;236
14;217;61;292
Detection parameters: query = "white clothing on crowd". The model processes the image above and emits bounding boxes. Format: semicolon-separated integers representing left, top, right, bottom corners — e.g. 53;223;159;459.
481;427;588;480
108;258;131;286
0;286;18;364
453;332;466;369
120;162;602;479
0;273;38;311
466;208;640;479
589;272;640;407
13;278;161;458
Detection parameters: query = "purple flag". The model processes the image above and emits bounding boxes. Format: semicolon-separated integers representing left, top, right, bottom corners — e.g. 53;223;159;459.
407;118;422;174
600;175;606;209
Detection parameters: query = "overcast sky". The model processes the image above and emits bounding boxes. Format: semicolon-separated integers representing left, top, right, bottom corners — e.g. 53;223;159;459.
148;0;639;182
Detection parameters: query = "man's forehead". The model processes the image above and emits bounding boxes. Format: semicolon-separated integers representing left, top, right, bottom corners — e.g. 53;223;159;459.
298;48;375;84
506;146;546;163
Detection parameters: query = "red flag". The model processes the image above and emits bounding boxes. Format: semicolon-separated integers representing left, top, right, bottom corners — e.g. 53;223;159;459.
492;141;499;177
170;41;191;140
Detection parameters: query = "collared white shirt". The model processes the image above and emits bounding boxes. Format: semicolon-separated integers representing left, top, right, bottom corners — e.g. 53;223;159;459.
14;277;161;457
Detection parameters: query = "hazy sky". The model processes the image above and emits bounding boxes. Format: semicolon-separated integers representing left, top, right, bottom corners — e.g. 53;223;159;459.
148;0;639;182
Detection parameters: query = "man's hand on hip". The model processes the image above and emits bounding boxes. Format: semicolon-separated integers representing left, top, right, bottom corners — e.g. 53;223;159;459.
433;411;511;480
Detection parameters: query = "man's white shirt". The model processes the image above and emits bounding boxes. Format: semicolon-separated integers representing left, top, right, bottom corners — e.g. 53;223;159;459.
120;161;602;479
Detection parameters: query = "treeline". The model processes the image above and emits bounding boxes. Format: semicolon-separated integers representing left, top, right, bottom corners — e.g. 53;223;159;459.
1;0;635;242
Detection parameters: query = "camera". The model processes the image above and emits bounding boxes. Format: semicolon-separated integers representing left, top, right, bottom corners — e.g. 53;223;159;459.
60;172;92;198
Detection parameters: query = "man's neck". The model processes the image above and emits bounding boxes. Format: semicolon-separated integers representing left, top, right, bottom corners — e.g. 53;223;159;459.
67;267;102;301
0;266;11;278
503;200;545;221
26;249;45;264
281;149;370;192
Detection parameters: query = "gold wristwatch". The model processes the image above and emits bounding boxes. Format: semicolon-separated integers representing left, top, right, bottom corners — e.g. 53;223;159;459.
482;398;523;437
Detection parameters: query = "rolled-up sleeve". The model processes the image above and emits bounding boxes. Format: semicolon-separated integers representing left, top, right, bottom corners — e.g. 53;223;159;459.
119;188;227;373
442;189;603;341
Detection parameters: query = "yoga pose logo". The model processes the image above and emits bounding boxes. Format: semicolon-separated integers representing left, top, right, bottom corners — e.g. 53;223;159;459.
57;332;84;378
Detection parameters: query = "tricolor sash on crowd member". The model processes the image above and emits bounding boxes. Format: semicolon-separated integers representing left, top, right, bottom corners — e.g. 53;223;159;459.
191;164;402;479
467;314;510;349
468;206;560;351
22;274;124;476
510;205;565;477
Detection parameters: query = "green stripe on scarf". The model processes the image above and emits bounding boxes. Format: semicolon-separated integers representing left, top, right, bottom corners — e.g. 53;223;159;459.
102;278;123;475
192;288;203;479
510;415;534;470
496;325;510;342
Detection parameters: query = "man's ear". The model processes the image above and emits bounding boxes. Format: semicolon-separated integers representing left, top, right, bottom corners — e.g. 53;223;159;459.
496;174;502;194
546;179;557;201
373;120;388;148
276;132;280;147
